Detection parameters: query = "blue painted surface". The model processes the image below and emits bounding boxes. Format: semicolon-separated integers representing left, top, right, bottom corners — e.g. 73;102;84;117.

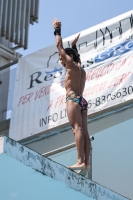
49;147;77;167
0;154;94;200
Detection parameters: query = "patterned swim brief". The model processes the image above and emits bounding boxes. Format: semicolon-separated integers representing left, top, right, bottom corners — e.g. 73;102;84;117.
66;93;88;111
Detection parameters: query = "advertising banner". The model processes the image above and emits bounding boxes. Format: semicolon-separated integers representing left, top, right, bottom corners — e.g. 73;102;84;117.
9;10;133;140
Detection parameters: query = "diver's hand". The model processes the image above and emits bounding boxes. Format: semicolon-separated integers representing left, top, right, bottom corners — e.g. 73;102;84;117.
71;33;80;47
53;18;61;29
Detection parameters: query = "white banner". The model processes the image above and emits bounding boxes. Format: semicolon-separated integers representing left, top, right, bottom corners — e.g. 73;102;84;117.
10;10;133;140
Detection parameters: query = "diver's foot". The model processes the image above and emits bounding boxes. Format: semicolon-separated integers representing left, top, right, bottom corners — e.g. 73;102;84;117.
68;163;85;170
77;164;91;177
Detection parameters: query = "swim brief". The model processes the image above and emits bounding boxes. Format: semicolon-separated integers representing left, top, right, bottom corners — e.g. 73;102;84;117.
66;93;88;111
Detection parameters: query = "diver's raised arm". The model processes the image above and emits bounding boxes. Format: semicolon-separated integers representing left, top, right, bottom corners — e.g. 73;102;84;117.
53;18;71;64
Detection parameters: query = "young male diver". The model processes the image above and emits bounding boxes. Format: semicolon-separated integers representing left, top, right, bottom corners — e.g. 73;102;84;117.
53;18;91;176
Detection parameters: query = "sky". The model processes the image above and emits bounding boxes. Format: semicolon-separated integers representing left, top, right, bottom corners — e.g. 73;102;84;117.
18;0;133;57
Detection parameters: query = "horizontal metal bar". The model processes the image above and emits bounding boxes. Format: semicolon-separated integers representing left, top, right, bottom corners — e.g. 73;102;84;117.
42;143;76;157
0;44;22;60
0;60;18;71
11;45;21;50
43;137;94;157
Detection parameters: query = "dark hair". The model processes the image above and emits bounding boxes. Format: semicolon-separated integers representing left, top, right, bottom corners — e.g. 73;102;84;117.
64;48;80;63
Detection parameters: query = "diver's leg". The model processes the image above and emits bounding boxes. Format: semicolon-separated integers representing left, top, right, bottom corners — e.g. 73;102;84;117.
66;100;85;170
81;110;91;168
78;110;91;176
